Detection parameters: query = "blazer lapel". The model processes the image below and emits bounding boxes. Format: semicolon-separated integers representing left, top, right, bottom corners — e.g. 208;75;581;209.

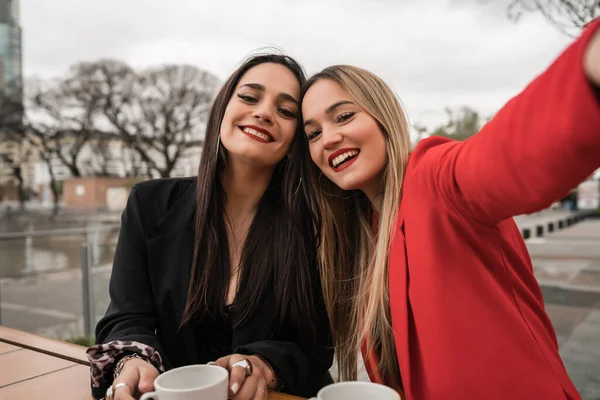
146;182;198;363
152;181;196;238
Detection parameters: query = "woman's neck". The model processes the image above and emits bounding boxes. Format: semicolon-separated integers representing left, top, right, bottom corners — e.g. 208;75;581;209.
362;180;384;214
220;158;275;216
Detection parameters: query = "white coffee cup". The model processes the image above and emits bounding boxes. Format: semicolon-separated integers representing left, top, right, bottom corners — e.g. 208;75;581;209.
309;381;401;400
140;364;229;400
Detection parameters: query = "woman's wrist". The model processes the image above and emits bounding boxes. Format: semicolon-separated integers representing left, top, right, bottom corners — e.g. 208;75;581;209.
113;353;152;380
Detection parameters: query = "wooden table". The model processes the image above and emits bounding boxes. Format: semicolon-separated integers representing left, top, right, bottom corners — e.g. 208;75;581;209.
0;326;304;400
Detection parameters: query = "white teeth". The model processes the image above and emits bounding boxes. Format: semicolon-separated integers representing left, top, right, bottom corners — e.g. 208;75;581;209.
242;127;270;141
332;150;358;168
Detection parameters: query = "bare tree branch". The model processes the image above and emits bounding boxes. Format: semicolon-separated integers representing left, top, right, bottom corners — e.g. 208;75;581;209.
69;60;219;178
0;133;32;209
503;0;599;37
23;75;113;177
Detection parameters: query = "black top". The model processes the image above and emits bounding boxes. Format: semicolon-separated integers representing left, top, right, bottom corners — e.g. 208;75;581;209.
93;178;333;398
194;306;234;362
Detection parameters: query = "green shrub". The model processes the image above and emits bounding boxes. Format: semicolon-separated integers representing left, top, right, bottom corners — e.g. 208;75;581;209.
66;335;95;347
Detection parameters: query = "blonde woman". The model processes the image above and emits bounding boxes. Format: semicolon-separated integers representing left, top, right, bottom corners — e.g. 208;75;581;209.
300;20;600;400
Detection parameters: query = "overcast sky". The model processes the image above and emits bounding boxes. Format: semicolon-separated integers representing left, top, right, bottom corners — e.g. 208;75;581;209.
20;0;574;129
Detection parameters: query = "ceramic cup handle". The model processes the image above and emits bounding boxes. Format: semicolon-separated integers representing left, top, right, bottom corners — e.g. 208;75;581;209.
140;392;158;400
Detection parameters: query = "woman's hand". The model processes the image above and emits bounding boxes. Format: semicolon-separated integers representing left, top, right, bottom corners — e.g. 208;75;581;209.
111;358;160;400
214;354;276;400
584;25;600;87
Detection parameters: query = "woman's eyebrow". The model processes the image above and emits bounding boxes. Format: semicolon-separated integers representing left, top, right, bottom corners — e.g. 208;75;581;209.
303;100;354;127
239;83;299;106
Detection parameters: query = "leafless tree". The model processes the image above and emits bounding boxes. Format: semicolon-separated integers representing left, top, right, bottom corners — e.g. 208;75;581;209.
1;59;219;214
26;72;115;178
71;60;219;178
0;133;32;209
80;134;118;177
0;122;62;215
504;0;599;37
8;78;70;214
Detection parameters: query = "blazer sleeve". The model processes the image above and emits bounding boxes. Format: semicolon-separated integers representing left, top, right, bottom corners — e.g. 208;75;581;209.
94;186;170;364
411;19;600;224
235;289;334;397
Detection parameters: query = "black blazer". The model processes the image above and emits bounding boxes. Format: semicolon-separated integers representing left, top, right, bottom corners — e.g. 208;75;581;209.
93;178;333;398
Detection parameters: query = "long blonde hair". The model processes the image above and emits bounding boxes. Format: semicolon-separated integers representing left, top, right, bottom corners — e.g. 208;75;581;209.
302;66;411;382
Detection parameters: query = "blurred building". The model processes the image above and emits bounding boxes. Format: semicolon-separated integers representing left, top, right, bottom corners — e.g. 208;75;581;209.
0;0;22;100
0;0;24;196
30;135;203;207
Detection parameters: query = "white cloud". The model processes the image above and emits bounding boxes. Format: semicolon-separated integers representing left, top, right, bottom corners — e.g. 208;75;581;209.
21;0;575;128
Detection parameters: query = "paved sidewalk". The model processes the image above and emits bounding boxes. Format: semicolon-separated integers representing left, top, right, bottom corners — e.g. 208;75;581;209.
529;219;600;399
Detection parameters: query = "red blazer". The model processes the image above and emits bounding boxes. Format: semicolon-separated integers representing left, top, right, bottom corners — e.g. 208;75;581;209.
365;20;600;400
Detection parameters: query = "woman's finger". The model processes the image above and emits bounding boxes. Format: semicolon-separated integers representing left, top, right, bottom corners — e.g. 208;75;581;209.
214;355;231;370
113;358;158;400
112;382;135;400
252;377;267;400
112;366;139;400
228;355;250;396
233;373;258;400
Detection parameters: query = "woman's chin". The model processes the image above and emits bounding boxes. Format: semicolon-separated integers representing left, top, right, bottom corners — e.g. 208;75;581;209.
225;149;276;165
330;176;363;193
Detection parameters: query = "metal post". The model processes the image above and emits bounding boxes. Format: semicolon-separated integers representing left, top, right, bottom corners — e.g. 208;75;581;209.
88;234;97;334
0;277;3;325
24;236;32;273
91;230;100;271
81;243;95;338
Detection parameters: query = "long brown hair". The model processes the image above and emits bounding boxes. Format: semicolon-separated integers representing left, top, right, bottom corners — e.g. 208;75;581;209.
181;54;322;344
302;66;411;382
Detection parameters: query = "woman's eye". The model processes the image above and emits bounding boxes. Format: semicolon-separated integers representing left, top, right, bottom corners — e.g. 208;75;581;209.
306;130;322;141
237;94;257;103
278;108;297;119
336;111;355;123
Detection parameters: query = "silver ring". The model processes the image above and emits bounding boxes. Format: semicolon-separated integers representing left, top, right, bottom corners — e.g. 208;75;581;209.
231;358;253;377
114;382;130;391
